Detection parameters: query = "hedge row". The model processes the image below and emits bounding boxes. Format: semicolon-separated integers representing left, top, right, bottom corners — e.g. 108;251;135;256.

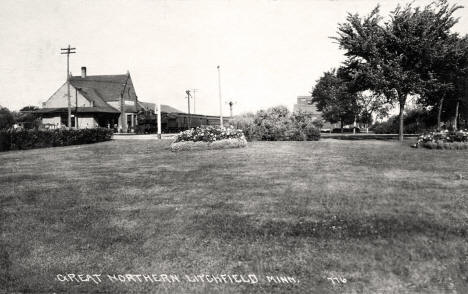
0;128;113;152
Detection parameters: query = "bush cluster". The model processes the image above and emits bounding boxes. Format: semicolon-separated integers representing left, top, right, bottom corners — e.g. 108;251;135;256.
370;109;437;134
230;106;321;141
0;128;113;152
413;129;468;149
174;126;245;143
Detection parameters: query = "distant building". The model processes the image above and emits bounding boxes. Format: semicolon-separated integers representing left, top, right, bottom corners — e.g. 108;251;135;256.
293;96;321;118
293;95;334;130
37;66;154;131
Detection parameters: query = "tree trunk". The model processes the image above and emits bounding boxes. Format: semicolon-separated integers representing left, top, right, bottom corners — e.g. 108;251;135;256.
454;99;460;131
437;96;444;130
398;101;405;143
340;120;344;133
353;115;356;134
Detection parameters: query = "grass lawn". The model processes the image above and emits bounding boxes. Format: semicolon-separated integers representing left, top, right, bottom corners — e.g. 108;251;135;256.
0;139;467;293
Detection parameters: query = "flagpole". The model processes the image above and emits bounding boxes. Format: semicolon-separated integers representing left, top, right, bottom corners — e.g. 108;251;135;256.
217;65;223;127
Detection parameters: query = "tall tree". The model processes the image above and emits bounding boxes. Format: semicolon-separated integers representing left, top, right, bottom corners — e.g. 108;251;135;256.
0;106;15;130
419;33;468;129
452;36;468;129
356;91;391;130
312;69;357;132
335;1;462;141
337;65;391;130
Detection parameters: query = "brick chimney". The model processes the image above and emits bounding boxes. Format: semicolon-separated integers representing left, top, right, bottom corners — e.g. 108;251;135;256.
81;67;87;78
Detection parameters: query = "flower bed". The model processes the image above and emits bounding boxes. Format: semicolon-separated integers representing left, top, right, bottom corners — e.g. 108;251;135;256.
412;130;468;149
170;126;247;152
420;141;468;150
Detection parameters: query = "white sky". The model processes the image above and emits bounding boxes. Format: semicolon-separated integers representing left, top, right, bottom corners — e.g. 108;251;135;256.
1;0;467;115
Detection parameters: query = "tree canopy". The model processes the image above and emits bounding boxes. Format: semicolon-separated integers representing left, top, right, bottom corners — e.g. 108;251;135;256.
334;0;463;140
312;68;357;130
0;106;15;130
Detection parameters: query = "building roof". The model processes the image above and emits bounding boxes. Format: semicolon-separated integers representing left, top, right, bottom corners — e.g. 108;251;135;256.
161;104;184;113
138;101;156;112
132;102;184;113
69;74;137;103
75;87;121;112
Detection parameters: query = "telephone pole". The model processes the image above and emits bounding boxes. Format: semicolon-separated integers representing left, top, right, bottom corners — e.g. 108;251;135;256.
61;45;76;128
227;100;236;118
120;73;131;133
217;65;223;127
191;88;199;114
186;90;191;129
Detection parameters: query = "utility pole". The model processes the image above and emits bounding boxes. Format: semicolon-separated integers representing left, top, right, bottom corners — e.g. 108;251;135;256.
75;88;79;128
61;45;76;129
186;90;191;129
191;88;199;114
217;65;223;127
120;73;131;133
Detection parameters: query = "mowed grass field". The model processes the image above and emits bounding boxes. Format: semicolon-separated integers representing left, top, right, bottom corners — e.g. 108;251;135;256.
0;139;467;293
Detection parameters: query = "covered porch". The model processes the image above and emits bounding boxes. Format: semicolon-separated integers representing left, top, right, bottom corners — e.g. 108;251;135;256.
36;107;121;130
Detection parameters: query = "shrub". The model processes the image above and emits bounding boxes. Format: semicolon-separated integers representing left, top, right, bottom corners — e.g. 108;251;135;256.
230;106;321;141
229;113;256;140
291;111;322;141
0;128;113;152
370;108;438;134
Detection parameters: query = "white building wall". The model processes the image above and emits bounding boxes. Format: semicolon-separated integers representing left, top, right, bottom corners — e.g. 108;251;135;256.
43;83;91;108
42;116;61;128
77;117;98;129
